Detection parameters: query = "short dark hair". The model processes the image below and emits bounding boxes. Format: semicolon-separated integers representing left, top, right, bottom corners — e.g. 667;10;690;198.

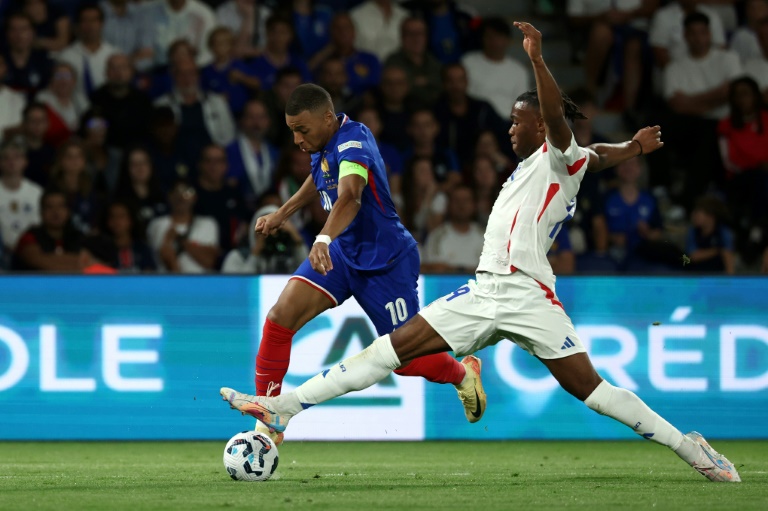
480;17;511;38
275;66;303;84
23;101;48;120
77;4;105;22
285;83;333;116
683;12;710;30
266;13;293;33
41;187;68;208
515;88;588;122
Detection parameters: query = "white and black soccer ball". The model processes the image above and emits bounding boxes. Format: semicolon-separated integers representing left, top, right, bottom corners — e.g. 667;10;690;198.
223;431;279;481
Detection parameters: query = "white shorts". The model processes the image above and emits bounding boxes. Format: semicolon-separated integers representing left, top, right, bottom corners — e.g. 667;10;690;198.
419;271;586;359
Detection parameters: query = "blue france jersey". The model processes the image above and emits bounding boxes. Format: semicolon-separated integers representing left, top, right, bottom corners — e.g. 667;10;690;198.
311;113;416;270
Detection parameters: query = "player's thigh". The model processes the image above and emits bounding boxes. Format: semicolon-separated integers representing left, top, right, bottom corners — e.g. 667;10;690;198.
352;248;420;335
273;251;353;331
418;275;500;357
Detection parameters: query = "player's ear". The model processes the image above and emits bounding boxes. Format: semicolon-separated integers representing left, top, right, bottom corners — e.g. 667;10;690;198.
537;116;546;134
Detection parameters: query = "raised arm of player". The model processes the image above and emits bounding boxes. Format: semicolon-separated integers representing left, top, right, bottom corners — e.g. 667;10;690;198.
309;173;366;276
585;125;664;173
514;22;572;153
255;174;318;236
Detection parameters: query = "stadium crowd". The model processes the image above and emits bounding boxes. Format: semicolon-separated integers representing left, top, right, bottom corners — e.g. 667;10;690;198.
0;0;766;275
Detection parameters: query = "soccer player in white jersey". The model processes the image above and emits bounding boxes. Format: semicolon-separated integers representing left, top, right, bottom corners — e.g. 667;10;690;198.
221;22;740;483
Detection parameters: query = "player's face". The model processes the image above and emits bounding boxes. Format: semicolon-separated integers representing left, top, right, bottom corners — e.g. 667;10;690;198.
286;109;335;153
508;102;545;159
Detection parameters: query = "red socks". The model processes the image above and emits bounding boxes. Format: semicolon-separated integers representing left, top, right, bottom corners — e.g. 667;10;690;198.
255;319;296;396
394;352;466;385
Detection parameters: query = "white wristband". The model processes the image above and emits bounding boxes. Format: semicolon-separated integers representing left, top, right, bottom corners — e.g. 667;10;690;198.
314;235;332;246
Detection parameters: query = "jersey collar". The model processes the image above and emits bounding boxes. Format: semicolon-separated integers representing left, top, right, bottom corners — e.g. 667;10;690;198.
322;113;350;154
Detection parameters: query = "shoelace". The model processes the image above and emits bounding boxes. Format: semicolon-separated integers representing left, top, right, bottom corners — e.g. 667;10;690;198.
265;381;281;398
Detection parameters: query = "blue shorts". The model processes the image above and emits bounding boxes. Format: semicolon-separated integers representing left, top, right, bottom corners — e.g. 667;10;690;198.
291;243;419;335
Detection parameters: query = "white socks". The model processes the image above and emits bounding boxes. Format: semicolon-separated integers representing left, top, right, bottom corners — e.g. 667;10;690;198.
274;334;401;416
585;380;699;463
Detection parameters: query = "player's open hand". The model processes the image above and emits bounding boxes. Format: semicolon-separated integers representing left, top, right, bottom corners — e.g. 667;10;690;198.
255;211;286;237
513;22;543;62
632;125;664;155
309;241;333;276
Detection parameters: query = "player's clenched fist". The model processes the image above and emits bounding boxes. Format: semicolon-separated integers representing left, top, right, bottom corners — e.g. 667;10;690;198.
632;125;664;155
309;241;333;276
255;211;286;236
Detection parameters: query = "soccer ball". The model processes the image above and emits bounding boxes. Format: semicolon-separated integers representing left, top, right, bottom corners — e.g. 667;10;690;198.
223;431;279;481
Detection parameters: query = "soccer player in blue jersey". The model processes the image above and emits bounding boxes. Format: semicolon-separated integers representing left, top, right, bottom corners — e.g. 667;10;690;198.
249;83;485;443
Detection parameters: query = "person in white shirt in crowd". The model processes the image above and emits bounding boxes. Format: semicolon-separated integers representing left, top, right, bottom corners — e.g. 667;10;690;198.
35;61;89;145
221;200;309;274
743;16;768;99
350;0;409;62
421;184;484;274
100;0;154;71
0;56;26;142
147;179;219;273
215;0;272;59
144;0;217;67
58;4;120;99
461;17;530;120
730;0;768;62
0;139;41;258
649;0;726;68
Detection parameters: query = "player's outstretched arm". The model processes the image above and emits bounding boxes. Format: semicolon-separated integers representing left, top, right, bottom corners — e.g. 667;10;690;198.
514;21;572;153
585;125;664;173
256;174;318;236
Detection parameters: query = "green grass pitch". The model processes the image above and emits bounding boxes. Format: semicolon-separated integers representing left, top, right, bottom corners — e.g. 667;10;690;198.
1;441;766;511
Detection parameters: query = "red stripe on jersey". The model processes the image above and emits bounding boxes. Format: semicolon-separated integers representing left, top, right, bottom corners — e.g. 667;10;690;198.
542;142;548;153
537;183;560;222
364;168;385;212
566;156;587;176
536;279;564;310
506;208;520;253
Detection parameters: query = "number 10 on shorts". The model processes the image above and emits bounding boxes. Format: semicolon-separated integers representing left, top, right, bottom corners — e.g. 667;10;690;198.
385;298;408;326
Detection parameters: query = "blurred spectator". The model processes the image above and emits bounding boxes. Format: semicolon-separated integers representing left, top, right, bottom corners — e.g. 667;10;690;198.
401;156;446;242
355;106;402;198
58;4;121;99
0;55;27;143
154;58;236;165
114;145;168;232
470;154;501;227
225;99;279;212
246;14;312;91
21;0;70;53
402;0;477;64
685;195;735;273
215;0;272;59
263;66;303;147
146;105;195;189
402;108;462;190
376;64;413;151
663;12;741;207
79;109;121;194
649;0;726;68
433;63;507;168
567;0;658;113
2;12;53;98
18;102;54;187
604;157;672;270
101;0;154;71
99;200;157;272
351;0;409;62
461;17;530;120
49;140;103;234
547;225;576;275
90;53;154;149
384;17;442;107
718;77;768;244
36;61;89;146
146;39;197;100
472;129;515;178
730;0;768;62
421;185;483;273
743;16;768;99
275;145;312;232
194;144;247;252
0;139;42;258
146;180;219;273
279;0;333;59
221;201;309;273
13;188;83;272
309;13;381;96
200;27;254;116
317;57;359;114
144;0;217;67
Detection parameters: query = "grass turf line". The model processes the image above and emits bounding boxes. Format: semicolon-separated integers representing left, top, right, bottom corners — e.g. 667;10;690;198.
1;441;765;511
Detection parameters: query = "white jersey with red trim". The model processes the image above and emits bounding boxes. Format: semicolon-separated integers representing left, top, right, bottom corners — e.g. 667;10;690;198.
476;135;589;289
